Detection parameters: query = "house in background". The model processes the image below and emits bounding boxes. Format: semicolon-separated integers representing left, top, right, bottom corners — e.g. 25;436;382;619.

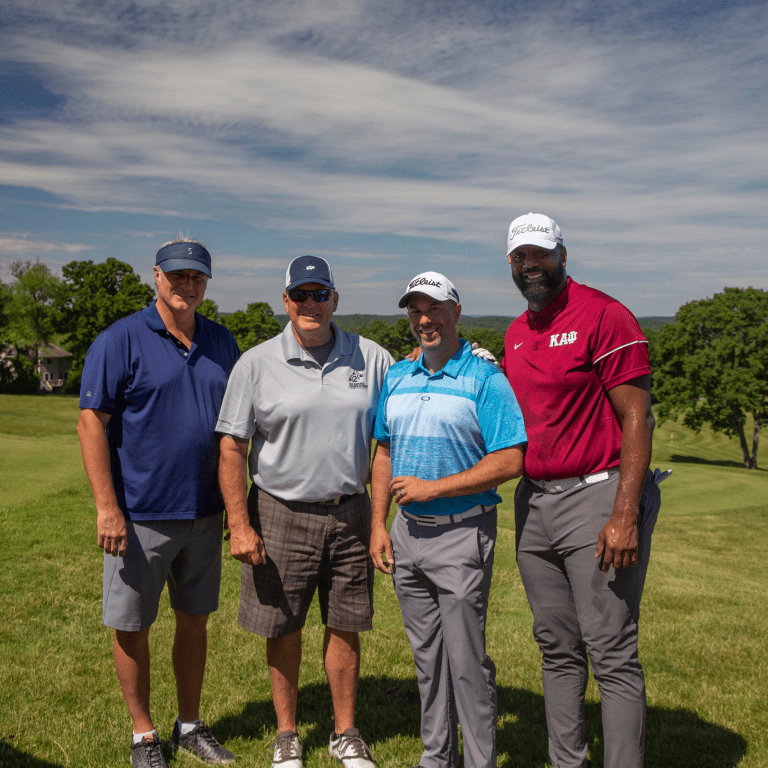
37;344;73;391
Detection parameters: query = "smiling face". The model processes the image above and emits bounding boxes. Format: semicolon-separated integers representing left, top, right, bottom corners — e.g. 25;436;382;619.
154;266;207;314
509;244;567;312
283;281;339;347
407;294;461;363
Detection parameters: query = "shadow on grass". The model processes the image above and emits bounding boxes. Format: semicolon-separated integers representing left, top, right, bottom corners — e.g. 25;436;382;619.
207;680;748;768
0;742;63;768
211;676;423;752
667;453;765;470
497;687;748;767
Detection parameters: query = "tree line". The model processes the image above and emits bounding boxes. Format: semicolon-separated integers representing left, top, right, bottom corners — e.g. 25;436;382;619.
2;259;765;468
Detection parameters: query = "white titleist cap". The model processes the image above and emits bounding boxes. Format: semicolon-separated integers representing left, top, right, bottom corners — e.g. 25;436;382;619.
507;213;563;255
398;271;460;308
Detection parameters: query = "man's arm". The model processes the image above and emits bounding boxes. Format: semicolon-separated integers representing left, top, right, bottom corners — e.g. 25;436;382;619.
597;374;655;573
370;442;396;575
77;408;127;557
218;434;266;566
389;445;524;505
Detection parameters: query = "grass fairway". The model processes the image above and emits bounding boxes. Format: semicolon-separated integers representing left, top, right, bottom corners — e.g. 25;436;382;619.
0;394;766;768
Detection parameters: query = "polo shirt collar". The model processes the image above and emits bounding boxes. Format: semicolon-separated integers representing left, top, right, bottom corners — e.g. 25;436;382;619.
282;320;346;363
141;301;206;344
410;339;471;379
142;301;166;332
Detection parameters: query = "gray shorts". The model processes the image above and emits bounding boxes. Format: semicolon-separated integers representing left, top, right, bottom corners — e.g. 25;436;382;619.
238;486;374;638
102;514;223;632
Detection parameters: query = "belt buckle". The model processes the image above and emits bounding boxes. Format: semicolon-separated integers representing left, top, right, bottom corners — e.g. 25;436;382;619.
319;497;340;506
402;509;437;526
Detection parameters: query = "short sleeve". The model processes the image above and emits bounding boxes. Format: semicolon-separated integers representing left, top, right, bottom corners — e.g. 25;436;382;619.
476;370;527;453
372;373;392;444
79;331;124;412
215;357;257;439
592;303;651;390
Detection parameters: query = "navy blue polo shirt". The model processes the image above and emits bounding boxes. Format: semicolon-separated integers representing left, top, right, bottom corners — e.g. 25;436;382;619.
80;302;240;521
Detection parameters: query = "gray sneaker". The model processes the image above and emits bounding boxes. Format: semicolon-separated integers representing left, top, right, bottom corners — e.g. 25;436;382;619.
272;731;303;768
131;734;168;768
170;721;235;764
328;729;375;768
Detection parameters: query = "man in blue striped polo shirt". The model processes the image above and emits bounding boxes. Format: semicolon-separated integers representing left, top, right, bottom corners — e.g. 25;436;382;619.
370;272;527;768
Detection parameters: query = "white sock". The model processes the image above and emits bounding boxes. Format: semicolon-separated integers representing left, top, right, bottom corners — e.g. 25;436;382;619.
177;718;201;736
132;730;159;746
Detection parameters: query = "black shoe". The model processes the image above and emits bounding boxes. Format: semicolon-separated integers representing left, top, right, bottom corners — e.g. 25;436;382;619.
131;734;168;768
170;720;236;764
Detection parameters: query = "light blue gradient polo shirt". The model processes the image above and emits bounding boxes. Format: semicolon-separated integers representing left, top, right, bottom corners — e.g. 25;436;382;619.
374;340;527;516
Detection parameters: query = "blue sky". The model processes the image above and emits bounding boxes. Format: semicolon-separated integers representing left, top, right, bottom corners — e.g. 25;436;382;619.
1;0;766;317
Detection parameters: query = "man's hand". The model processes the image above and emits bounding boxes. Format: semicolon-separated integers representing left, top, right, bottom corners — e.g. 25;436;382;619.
370;526;395;575
470;342;500;368
596;515;639;572
390;476;437;505
229;524;266;566
97;504;127;556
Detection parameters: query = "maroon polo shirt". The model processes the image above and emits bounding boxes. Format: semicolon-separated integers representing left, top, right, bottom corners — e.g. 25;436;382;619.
501;278;650;481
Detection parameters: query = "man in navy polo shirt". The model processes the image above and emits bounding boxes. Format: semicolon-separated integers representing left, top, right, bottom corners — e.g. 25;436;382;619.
78;238;239;768
502;213;663;768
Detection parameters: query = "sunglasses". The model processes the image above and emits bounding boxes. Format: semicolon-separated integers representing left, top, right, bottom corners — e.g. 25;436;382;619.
288;289;333;303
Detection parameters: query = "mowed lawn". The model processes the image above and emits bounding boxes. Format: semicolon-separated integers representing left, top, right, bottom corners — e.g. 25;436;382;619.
0;394;766;768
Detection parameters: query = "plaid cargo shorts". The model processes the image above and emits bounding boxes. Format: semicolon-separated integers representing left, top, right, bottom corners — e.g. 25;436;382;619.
238;486;374;638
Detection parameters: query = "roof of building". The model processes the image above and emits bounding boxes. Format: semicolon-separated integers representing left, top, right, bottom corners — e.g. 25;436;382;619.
39;344;73;358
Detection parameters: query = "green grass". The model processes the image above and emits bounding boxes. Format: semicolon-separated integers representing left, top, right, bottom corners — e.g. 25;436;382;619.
0;395;766;767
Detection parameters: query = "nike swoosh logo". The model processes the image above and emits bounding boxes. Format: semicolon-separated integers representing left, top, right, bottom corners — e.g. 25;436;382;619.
514;342;523;350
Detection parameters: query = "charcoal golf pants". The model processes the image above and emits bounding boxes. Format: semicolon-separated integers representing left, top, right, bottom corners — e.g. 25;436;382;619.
390;509;497;768
515;472;660;768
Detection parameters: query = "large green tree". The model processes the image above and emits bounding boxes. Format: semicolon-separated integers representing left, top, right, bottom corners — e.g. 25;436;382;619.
357;318;415;360
457;325;505;362
196;298;220;322
59;258;155;392
5;260;63;368
222;302;282;351
652;287;768;469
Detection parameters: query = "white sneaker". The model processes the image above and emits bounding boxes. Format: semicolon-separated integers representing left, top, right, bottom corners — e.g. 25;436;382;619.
272;731;302;768
328;729;375;768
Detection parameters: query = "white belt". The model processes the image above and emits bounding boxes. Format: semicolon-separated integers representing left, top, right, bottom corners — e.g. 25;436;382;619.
526;467;619;494
398;503;495;527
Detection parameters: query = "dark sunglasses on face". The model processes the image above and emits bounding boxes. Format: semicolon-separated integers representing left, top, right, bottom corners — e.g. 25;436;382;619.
288;288;333;303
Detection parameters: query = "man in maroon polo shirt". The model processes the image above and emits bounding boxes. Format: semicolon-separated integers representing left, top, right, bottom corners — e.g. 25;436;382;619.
501;213;662;768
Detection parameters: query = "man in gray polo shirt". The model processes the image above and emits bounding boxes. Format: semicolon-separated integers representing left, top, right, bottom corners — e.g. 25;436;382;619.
217;256;393;768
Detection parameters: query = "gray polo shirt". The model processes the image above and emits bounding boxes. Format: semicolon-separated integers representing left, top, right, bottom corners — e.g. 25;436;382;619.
216;321;394;502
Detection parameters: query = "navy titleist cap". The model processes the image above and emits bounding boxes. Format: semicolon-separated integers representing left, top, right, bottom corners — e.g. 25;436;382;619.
156;242;212;278
285;255;335;292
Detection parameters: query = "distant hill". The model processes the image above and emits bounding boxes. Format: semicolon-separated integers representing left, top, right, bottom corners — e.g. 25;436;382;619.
637;317;675;331
275;314;675;332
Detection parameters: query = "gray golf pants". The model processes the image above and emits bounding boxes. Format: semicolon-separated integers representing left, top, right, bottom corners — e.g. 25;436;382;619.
515;471;660;768
390;509;497;768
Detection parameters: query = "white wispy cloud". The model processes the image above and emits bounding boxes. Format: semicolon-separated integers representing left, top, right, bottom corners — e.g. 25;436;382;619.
0;0;766;314
0;234;94;257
